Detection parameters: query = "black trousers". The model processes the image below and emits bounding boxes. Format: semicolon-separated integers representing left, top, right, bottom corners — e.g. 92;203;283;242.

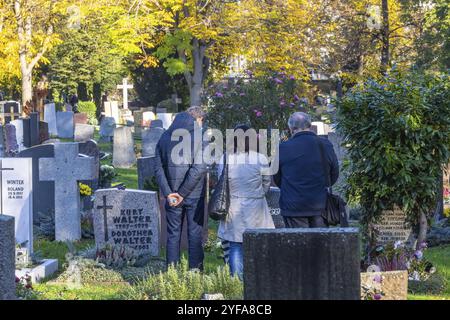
283;215;328;228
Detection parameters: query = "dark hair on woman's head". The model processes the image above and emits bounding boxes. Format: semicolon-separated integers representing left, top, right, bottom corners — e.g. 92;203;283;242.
233;124;253;153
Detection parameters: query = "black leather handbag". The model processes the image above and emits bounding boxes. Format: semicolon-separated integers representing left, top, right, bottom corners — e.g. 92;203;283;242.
317;138;349;227
208;156;230;221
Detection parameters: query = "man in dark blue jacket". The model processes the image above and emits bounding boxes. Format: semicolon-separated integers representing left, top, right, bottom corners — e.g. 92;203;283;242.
154;107;207;270
274;112;339;228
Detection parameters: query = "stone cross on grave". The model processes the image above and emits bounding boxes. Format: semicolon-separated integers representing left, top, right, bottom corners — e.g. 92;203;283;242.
96;195;113;242
39;143;95;241
0;161;14;215
117;78;134;110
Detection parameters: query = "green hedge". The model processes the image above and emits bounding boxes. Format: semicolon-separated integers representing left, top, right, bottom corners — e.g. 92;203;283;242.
78;101;98;125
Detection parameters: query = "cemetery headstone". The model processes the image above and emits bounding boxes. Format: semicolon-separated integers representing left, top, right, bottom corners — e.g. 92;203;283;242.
243;228;361;300
79;140;100;191
141;125;164;158
327;132;348;201
137;157;157;190
265;187;285;228
0;125;4;157
0;158;33;253
99;117;116;142
56;111;74;139
112;127;136;168
44;103;58;136
104;101;120;124
93;188;161;257
156;113;174;129
117;78;133;110
39;143;95;241
311;121;333;136
18;144;54;225
142;111;156;126
39;121;49;144
0;215;16;300
4;124;19;156
74;124;95;142
73;113;88;125
29;113;40;146
10;119;24;152
373;208;415;246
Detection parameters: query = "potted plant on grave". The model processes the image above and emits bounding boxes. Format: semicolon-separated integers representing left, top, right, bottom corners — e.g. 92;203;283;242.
99;164;116;189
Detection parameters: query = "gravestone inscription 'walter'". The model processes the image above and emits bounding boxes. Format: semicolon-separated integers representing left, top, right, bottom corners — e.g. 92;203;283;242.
93;189;160;257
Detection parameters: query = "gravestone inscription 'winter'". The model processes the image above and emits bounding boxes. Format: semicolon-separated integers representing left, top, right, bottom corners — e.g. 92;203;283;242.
93;189;161;256
0;158;33;253
39;143;95;241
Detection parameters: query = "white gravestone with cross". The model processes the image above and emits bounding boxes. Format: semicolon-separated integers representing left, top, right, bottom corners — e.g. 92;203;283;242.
0;158;33;253
117;78;134;110
39;143;96;241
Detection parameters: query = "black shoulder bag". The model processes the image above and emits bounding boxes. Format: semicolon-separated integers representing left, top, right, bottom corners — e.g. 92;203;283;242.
208;155;230;221
317;138;349;227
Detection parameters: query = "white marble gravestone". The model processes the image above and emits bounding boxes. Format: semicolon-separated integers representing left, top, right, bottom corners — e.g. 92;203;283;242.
39;143;95;241
156;113;174;129
9;119;24;151
0;158;33;253
44;103;58;136
104;101;120;124
112;127;136;168
93;188;161;257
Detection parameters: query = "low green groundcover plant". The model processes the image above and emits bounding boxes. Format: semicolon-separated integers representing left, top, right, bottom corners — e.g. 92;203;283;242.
77;101;98;125
120;258;243;300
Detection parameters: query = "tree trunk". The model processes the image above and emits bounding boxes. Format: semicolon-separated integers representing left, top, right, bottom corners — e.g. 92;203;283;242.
189;84;203;107
380;0;390;75
21;69;33;115
416;212;428;249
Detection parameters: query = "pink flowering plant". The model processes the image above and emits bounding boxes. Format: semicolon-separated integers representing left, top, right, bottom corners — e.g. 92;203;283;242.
204;71;314;133
16;274;38;300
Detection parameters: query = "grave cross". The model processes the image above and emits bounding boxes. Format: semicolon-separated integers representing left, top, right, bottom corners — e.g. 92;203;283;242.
0;160;14;215
117;78;134;110
39;143;95;241
96;195;113;242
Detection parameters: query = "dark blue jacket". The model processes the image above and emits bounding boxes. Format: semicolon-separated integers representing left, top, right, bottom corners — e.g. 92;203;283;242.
274;131;339;217
154;112;206;199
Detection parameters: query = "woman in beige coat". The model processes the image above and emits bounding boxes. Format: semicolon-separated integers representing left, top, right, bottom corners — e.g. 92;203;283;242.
217;125;275;280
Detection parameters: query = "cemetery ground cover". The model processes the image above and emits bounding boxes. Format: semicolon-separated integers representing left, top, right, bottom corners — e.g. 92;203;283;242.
25;129;449;300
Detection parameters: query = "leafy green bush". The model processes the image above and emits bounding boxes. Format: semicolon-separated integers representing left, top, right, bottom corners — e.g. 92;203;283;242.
336;70;450;242
120;258;243;300
78;101;98;125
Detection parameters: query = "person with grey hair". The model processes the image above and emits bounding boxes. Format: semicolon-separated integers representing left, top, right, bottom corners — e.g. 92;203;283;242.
274;112;339;228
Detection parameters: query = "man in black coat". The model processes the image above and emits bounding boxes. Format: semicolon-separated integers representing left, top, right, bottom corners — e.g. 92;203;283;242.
274;112;339;228
154;106;207;270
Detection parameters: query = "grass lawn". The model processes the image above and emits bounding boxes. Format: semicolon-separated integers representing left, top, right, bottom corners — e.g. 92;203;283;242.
30;130;449;300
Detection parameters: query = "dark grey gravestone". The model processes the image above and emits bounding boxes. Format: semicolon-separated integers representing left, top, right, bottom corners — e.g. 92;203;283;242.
0;215;16;300
22;118;31;147
112;126;136;168
39;121;49;144
327;132;348;201
93;189;161;257
39;143;96;241
4;123;19;157
79;139;100;190
137;157;157;190
18;144;55;225
0;125;5;157
30;112;40;146
99;117;116;142
56;111;74;139
243;228;361;300
265;187;285;228
141;127;164;157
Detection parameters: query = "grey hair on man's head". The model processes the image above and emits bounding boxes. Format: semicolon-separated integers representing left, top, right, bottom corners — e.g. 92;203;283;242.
288;112;312;131
187;106;206;119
